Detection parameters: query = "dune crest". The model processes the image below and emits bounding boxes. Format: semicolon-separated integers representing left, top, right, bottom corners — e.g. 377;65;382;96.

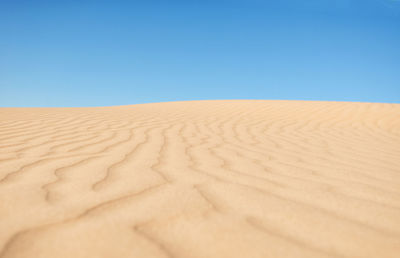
0;100;400;258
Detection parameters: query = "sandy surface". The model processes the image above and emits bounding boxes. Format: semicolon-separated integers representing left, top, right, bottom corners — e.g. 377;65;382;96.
0;100;400;258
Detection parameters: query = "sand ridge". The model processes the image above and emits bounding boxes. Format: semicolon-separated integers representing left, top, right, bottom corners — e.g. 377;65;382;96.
0;100;400;258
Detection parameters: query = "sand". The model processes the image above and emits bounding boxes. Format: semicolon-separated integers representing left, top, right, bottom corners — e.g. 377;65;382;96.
0;100;400;258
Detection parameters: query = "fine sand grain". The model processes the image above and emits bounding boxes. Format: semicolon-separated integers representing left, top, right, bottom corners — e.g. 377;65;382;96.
0;100;400;258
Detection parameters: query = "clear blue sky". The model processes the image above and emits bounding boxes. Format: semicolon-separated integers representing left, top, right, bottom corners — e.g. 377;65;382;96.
1;0;399;107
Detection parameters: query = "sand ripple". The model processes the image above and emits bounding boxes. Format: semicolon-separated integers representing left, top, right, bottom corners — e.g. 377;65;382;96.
0;100;399;258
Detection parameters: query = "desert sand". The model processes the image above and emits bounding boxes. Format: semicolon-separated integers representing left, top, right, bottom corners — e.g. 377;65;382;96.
0;100;400;258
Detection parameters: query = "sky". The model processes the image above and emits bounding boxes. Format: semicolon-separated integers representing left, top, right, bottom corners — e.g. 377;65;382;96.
0;0;399;107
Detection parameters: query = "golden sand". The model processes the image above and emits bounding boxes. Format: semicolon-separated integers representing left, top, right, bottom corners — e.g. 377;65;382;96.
1;100;399;258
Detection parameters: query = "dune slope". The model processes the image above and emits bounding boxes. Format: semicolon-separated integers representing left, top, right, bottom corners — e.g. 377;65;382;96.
0;100;400;258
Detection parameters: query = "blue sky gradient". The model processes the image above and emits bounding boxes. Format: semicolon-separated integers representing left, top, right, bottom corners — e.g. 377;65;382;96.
1;0;399;107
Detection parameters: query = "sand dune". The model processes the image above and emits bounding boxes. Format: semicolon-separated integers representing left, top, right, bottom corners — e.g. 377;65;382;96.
0;100;400;258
